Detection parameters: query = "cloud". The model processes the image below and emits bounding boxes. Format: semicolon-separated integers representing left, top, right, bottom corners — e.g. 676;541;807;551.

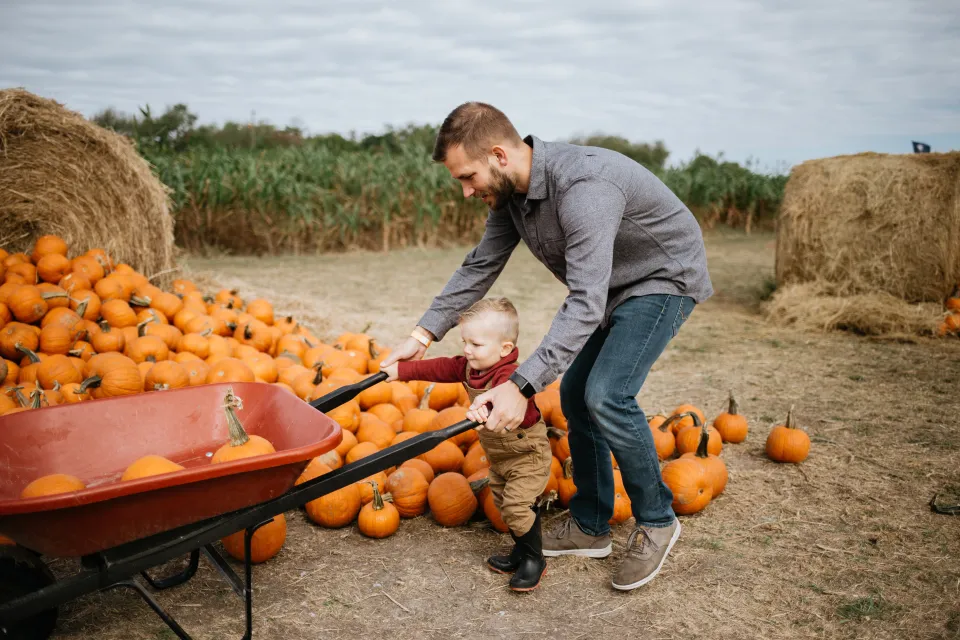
0;0;957;167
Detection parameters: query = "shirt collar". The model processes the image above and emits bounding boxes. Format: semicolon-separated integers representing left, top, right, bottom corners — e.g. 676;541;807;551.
523;134;547;201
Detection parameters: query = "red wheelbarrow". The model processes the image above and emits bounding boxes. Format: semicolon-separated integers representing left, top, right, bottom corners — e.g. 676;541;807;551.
0;372;478;639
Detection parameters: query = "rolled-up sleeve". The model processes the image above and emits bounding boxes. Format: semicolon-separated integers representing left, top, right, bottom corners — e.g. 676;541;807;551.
417;209;521;341
515;175;626;391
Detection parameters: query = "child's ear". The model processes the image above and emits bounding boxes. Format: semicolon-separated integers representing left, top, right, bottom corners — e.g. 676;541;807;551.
500;341;514;357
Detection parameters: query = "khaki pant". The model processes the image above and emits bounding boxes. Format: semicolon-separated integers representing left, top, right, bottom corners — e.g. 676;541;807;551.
478;421;553;536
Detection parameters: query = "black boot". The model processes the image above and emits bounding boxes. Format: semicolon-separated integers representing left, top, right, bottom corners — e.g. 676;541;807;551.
509;506;546;592
486;534;523;574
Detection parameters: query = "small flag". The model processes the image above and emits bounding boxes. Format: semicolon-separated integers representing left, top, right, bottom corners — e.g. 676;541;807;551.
912;141;931;153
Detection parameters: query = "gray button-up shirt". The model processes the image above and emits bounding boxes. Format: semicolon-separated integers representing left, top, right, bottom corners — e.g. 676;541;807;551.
418;134;713;392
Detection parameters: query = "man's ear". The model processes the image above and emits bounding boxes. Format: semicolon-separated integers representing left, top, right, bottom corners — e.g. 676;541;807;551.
491;145;508;167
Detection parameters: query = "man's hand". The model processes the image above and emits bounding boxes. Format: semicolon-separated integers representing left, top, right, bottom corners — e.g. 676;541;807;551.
470;383;527;432
380;328;434;368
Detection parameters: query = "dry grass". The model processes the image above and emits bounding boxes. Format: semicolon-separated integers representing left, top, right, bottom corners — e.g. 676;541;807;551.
0;88;177;286
48;231;960;640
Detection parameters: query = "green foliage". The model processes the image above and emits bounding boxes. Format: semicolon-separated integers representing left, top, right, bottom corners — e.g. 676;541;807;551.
93;103;787;254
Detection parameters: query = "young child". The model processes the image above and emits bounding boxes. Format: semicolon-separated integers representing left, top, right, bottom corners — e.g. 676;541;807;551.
382;297;552;592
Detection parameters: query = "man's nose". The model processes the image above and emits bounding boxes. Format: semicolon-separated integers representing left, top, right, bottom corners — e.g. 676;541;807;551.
462;184;475;198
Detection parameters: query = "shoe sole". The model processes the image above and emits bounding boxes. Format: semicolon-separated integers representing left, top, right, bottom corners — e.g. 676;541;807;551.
509;568;546;592
610;521;682;591
543;543;612;559
487;564;516;575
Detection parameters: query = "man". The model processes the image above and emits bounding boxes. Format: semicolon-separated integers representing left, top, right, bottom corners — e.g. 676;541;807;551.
381;102;713;591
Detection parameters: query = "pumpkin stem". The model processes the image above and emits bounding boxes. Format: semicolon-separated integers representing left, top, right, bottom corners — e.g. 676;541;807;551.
303;337;315;349
199;328;212;337
98;320;111;333
469;476;490;494
9;385;28;407
311;363;324;385
40;291;69;302
368;339;379;359
661;413;683;432
785;405;795;429
28;385;44;409
243;324;253;340
562;456;574;479
419;383;435;410
540;489;558;511
129;295;152;308
728;391;739;416
694;419;711;458
370;481;385;511
79;375;102;393
137;318;154;337
361;321;372;334
73;299;89;319
223;387;250;447
15;343;41;364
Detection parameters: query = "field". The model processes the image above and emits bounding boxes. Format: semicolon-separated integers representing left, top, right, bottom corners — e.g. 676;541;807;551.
50;230;960;640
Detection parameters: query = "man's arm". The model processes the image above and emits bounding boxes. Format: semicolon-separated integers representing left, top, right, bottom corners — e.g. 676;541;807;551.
416;209;521;342
514;175;626;392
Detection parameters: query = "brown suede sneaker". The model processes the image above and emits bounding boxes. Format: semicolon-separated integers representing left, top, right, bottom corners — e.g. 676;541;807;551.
611;519;681;591
542;517;613;558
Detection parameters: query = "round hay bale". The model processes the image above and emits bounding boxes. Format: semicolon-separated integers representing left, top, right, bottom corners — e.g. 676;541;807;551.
0;88;176;285
769;151;960;337
775;151;960;303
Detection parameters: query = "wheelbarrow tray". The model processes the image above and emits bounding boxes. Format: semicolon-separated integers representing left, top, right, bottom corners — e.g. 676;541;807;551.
0;382;341;558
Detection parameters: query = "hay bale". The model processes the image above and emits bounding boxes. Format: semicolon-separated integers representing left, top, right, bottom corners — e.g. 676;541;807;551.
769;151;960;336
775;151;960;302
0;88;176;284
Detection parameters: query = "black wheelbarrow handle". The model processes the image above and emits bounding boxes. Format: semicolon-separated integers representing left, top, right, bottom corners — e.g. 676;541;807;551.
308;370;389;413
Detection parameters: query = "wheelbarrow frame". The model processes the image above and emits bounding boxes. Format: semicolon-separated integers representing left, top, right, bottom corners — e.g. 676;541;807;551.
0;371;480;639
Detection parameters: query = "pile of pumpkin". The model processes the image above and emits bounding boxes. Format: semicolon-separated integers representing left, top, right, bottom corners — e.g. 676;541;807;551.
938;286;960;336
0;235;812;564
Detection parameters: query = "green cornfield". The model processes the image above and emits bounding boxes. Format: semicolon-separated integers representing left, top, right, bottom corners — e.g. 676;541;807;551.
143;139;787;255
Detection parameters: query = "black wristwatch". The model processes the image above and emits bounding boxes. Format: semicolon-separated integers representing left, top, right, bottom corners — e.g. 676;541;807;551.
509;372;537;398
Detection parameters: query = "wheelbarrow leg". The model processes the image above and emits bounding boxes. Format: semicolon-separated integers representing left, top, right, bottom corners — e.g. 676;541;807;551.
104;579;192;640
140;549;201;590
201;545;245;598
241;518;274;640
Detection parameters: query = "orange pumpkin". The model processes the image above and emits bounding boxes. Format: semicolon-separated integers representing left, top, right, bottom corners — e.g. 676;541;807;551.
399;458;435;484
305;482;361;528
713;392;748;443
384;467;430;518
358;482;400;539
221;514;287;563
680;422;728;498
765;406;810;463
427;472;480;527
21;473;86;498
210;388;277;463
661;458;712;515
121;455;185;481
80;353;142;398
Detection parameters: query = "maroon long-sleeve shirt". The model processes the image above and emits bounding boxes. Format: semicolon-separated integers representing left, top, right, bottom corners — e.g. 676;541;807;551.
397;348;542;429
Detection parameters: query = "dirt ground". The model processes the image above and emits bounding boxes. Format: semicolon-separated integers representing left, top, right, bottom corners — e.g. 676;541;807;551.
49;230;960;640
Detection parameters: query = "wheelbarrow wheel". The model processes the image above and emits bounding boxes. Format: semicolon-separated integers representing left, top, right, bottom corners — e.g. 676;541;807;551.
0;545;58;640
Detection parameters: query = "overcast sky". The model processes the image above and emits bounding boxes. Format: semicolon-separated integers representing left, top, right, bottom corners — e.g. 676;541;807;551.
2;0;958;171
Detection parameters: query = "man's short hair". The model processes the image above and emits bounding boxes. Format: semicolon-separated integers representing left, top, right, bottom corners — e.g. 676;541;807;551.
432;102;523;163
458;296;520;344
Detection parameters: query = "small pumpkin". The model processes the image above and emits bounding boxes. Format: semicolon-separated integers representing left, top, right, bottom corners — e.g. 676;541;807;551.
713;391;748;443
79;353;142;398
556;457;577;507
668;404;706;435
660;457;712;515
100;299;138;328
680;419;728;497
21;473;86;499
8;285;48;324
36;254;72;284
399;458;435;484
36;354;82;389
121;455;185;481
651;415;677;460
427;472;482;527
211;388;277;463
765;405;810;463
220;514;287;564
30;235;68;264
305;482;362;528
384;467;430;518
91;321;125;353
418;440;464;474
143;361;190;391
358;481;400;538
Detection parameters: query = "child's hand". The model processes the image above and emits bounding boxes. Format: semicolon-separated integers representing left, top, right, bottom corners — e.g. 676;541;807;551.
466;402;491;426
382;361;399;382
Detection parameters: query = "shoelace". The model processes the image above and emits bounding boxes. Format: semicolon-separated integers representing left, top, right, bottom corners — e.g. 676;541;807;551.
625;527;659;560
552;518;575;539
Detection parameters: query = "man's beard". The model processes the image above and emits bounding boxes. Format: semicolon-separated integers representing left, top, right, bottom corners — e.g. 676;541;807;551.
487;164;516;210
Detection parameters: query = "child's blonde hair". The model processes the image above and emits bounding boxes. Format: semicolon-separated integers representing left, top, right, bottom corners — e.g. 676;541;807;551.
458;297;519;344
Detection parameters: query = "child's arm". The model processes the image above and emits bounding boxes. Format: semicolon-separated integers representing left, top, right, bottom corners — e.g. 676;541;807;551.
383;355;467;383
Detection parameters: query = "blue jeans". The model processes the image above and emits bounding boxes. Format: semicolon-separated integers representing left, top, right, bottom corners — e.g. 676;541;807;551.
560;294;695;535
